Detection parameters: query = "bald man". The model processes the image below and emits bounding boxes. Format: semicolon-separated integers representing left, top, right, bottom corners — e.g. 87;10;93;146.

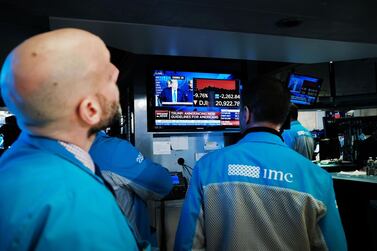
0;29;140;250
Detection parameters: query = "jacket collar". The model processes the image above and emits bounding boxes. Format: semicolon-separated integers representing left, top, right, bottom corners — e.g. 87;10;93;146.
18;132;104;183
238;127;286;146
291;120;301;126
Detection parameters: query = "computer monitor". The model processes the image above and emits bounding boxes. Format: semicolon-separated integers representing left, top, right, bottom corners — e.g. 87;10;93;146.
319;138;340;160
148;70;241;132
287;73;323;105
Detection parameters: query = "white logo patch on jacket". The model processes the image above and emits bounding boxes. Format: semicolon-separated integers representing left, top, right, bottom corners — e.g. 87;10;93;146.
228;164;293;183
136;153;144;163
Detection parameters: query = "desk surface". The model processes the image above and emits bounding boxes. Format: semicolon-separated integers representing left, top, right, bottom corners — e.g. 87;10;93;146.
317;162;359;173
318;162;355;167
331;172;377;184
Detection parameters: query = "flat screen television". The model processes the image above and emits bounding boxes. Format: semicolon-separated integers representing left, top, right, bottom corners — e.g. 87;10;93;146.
148;70;241;132
287;73;323;105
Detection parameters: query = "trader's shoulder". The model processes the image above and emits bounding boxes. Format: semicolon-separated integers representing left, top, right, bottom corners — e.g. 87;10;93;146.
286;149;333;189
1;147;62;169
285;147;328;172
197;143;242;165
0;146;90;185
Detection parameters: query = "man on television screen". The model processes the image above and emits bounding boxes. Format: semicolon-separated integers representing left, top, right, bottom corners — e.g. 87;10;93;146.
159;79;186;104
184;80;194;102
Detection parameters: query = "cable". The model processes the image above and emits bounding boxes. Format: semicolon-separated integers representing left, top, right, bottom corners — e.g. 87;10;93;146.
182;165;192;177
177;158;193;178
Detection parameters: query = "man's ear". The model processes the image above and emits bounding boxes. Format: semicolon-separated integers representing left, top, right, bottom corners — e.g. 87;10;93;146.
242;105;251;125
78;97;101;126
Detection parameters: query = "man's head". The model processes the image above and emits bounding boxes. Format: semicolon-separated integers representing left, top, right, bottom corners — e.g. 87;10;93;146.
239;77;290;133
0;28;119;146
188;80;193;90
171;79;179;90
289;103;299;121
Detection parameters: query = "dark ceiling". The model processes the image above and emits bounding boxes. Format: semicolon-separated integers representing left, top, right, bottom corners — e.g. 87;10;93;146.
0;0;376;107
1;0;377;44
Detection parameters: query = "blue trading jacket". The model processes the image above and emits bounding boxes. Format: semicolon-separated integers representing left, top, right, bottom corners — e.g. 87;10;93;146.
174;130;347;251
0;133;138;251
282;120;315;159
90;131;173;247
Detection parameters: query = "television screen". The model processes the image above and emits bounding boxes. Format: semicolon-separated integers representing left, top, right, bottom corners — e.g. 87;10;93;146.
288;73;322;105
149;70;240;132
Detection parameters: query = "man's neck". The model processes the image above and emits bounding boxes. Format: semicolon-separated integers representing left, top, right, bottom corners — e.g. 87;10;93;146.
26;126;94;151
244;122;280;132
241;123;284;141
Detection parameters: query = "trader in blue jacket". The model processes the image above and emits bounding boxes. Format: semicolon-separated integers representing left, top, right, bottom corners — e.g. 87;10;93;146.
0;28;139;250
90;130;173;249
174;77;347;251
282;103;315;159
